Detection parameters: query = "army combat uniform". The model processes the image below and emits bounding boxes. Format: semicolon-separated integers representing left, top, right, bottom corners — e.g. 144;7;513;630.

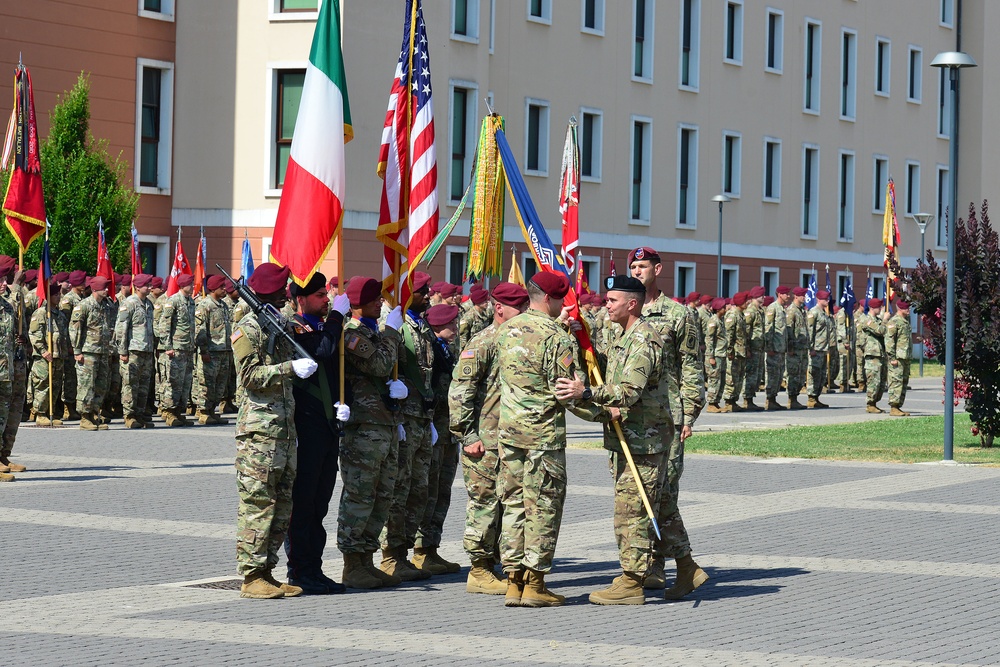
29;301;70;424
156;290;196;424
861;312;888;410
885;310;913;415
2;285;30;454
806;305;834;405
194;295;232;424
785;300;809;407
59;288;83;418
721;305;747;411
704;311;726;409
742;298;764;408
835;306;854;391
69;294;113;428
115;293;156;428
763;298;787;407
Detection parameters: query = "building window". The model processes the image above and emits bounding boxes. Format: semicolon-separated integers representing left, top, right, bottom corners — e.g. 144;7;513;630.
724;1;743;64
630;117;652;224
941;0;954;28
580;108;603;182
802;145;819;237
139;0;174;19
804;20;821;113
908;46;923;103
841;29;857;120
936;165;949;247
279;0;316;11
722;266;738;298
675;263;696;297
875;38;891;96
906;162;921;216
763;137;781;202
528;0;552;24
722;131;741;197
680;0;700;89
273;69;305;189
525;98;550;175
838;151;855;242
582;0;605;33
873;156;889;214
766;8;783;73
762;267;779;296
138;242;158;275
677;124;698;227
872;275;886;301
634;0;654;80
450;83;478;202
447;247;468;285
938;68;950;137
836;273;852;305
135;59;174;193
521;252;538;281
453;0;480;40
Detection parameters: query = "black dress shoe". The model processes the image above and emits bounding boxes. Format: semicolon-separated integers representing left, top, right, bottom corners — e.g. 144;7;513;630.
316;571;346;594
289;572;335;595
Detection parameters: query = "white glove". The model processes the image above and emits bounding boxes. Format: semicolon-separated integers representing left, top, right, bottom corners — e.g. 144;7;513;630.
430;422;439;445
335;401;350;422
332;294;351;316
385;305;404;331
397;423;406;441
292;358;318;379
387;379;408;399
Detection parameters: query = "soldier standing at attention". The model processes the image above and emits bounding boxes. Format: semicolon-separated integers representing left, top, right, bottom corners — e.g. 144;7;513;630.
861;298;889;414
704;298;727;412
721;293;748;413
0;262;30;460
763;286;791;411
69;276;113;431
459;284;491;342
836;303;854;393
283;272;352;594
115;273;156;429
806;290;834;408
854;301;870;392
0;259;19;481
785;286;809;410
496;271;579;608
103;274;130;420
338;277;405;590
885;300;913;416
557;275;672;605
59;270;86;420
156;274;196;427
742;286;765;410
193;275;232;425
29;279;68;427
450;282;529;595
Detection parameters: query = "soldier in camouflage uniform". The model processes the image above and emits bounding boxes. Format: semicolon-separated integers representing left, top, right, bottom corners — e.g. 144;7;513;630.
458;284;491;343
69;276;113;431
854;301;870;392
193;275;232;425
861;298;889;414
558;275;673;606
764;287;790;410
806;291;834;408
147;276;165;413
1;265;30;462
103;274;130;420
450;282;529;596
0;259;19;481
721;293;748;412
742;286;765;410
785;286;809;409
835;303;855;393
220;279;241;414
885;300;913;416
115;274;156;429
703;299;727;412
496;272;580;608
29;280;69;427
59;270;87;421
23;269;38;420
156;274;196;427
338;277;404;590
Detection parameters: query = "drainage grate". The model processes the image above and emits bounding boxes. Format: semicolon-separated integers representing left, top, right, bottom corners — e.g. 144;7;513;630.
185;578;242;590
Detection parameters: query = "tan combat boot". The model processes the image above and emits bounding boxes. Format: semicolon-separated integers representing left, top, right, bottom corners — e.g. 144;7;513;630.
263;571;302;597
890;406;910;417
35;415;52;427
589;571;646;605
664;554;709;600
520;569;565;607
866;403;884;414
466;559;507;595
412;547;450;575
504;570;525;607
79;413;99;431
1;458;26;473
0;471;14;482
380;548;430;581
239;571;285;599
421;547;460;574
704;403;721;413
125;416;143;429
342;552;383;590
720;402;733;413
363;552;400;587
643;557;665;589
162;411;183;427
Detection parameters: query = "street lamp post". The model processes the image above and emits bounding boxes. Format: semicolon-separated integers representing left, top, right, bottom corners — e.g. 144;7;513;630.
931;51;977;462
911;212;933;377
712;194;732;295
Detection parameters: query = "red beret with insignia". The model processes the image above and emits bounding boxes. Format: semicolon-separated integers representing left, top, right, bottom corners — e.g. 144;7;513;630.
627;246;660;266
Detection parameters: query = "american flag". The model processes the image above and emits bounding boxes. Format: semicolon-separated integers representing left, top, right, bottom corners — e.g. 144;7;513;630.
376;0;438;309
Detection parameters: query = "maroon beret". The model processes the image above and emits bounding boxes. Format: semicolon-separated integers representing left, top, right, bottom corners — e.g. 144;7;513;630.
245;263;288;295
733;292;748;306
88;276;109;291
711;297;727;311
224;278;235;293
470;285;489;305
176;273;194;288
425;303;459;327
437;283;459;299
68;270;87;287
133;273;153;288
685;291;701;305
151;276;164;289
776;285;791;295
699;294;713;306
24;269;38;283
491;282;528;307
530;271;570;299
53;271;70;283
0;255;16;278
430;281;448;294
113;272;123;284
206;274;225;291
627;246;660;266
763;296;775;306
749;286;765;298
792;286;808;297
816;290;829;301
896;300;910;310
411;271;433;292
346;276;382;307
868;298;883;309
119;274;132;287
327;276;339;289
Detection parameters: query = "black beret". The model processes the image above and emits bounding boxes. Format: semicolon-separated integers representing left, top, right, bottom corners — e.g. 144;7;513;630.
290;272;326;298
604;275;645;294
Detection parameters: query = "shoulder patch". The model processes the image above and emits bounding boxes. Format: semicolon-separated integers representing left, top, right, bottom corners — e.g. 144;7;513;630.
230;328;243;344
559;350;574;369
345;331;375;358
461;348;475;358
231;327;253;360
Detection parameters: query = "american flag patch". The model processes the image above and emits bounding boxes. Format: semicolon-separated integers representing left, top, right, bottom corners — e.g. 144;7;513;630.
461;349;475;358
347;335;359;350
559;351;573;369
230;329;243;344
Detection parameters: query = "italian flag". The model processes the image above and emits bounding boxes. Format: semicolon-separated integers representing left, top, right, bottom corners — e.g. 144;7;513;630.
271;0;352;287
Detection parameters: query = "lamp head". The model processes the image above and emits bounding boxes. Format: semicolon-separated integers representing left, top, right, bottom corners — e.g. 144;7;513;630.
930;51;977;69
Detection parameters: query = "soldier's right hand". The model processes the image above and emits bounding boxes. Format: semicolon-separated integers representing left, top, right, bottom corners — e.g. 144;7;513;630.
384;306;404;331
42;351;52;362
292;358;318;378
387;379;408;399
397;423;406;441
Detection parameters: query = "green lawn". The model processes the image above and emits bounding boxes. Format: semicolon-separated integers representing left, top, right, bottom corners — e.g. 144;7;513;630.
573;416;1000;464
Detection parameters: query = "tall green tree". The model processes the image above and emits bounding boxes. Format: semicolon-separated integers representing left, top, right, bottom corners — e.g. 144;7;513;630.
0;73;138;271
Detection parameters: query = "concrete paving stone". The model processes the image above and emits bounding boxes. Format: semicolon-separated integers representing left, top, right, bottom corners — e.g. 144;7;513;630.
876;478;1000;507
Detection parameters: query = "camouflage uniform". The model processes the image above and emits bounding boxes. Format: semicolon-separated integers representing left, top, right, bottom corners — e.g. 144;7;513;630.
785;301;809;399
496;308;581;574
743;300;764;402
855;309;870;388
764;299;787;400
69;295;113;416
806;305;834;399
232;313;298;577
338;318;400;554
885;311;912;410
861;313;888;406
697;304;712;366
836;307;854;388
221;294;241;408
2;286;29;454
0;296;16;449
194;295;232;415
459;304;490;343
115;293;155;421
104;295;122;416
704;312;726;406
59;289;83;409
722;306;746;405
156;290;196;415
29;303;70;418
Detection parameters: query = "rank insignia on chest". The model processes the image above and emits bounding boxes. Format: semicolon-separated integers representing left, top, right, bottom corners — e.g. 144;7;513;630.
461;349;475;358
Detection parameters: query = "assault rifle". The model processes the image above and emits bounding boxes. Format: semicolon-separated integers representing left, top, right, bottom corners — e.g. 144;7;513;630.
216;264;312;361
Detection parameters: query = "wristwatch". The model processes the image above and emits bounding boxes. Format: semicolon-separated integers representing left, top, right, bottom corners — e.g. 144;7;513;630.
581;387;593;401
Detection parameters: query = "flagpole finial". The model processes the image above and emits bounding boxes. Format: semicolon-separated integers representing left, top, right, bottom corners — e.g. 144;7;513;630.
484;98;495;116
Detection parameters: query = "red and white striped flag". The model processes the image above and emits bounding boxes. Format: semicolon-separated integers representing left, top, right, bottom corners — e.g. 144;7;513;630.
376;0;438;309
559;119;580;274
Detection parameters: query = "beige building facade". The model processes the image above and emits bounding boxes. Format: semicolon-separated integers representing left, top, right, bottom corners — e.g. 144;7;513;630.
171;0;988;298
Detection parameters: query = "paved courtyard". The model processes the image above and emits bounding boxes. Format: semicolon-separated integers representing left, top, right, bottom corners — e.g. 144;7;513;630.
3;376;998;666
